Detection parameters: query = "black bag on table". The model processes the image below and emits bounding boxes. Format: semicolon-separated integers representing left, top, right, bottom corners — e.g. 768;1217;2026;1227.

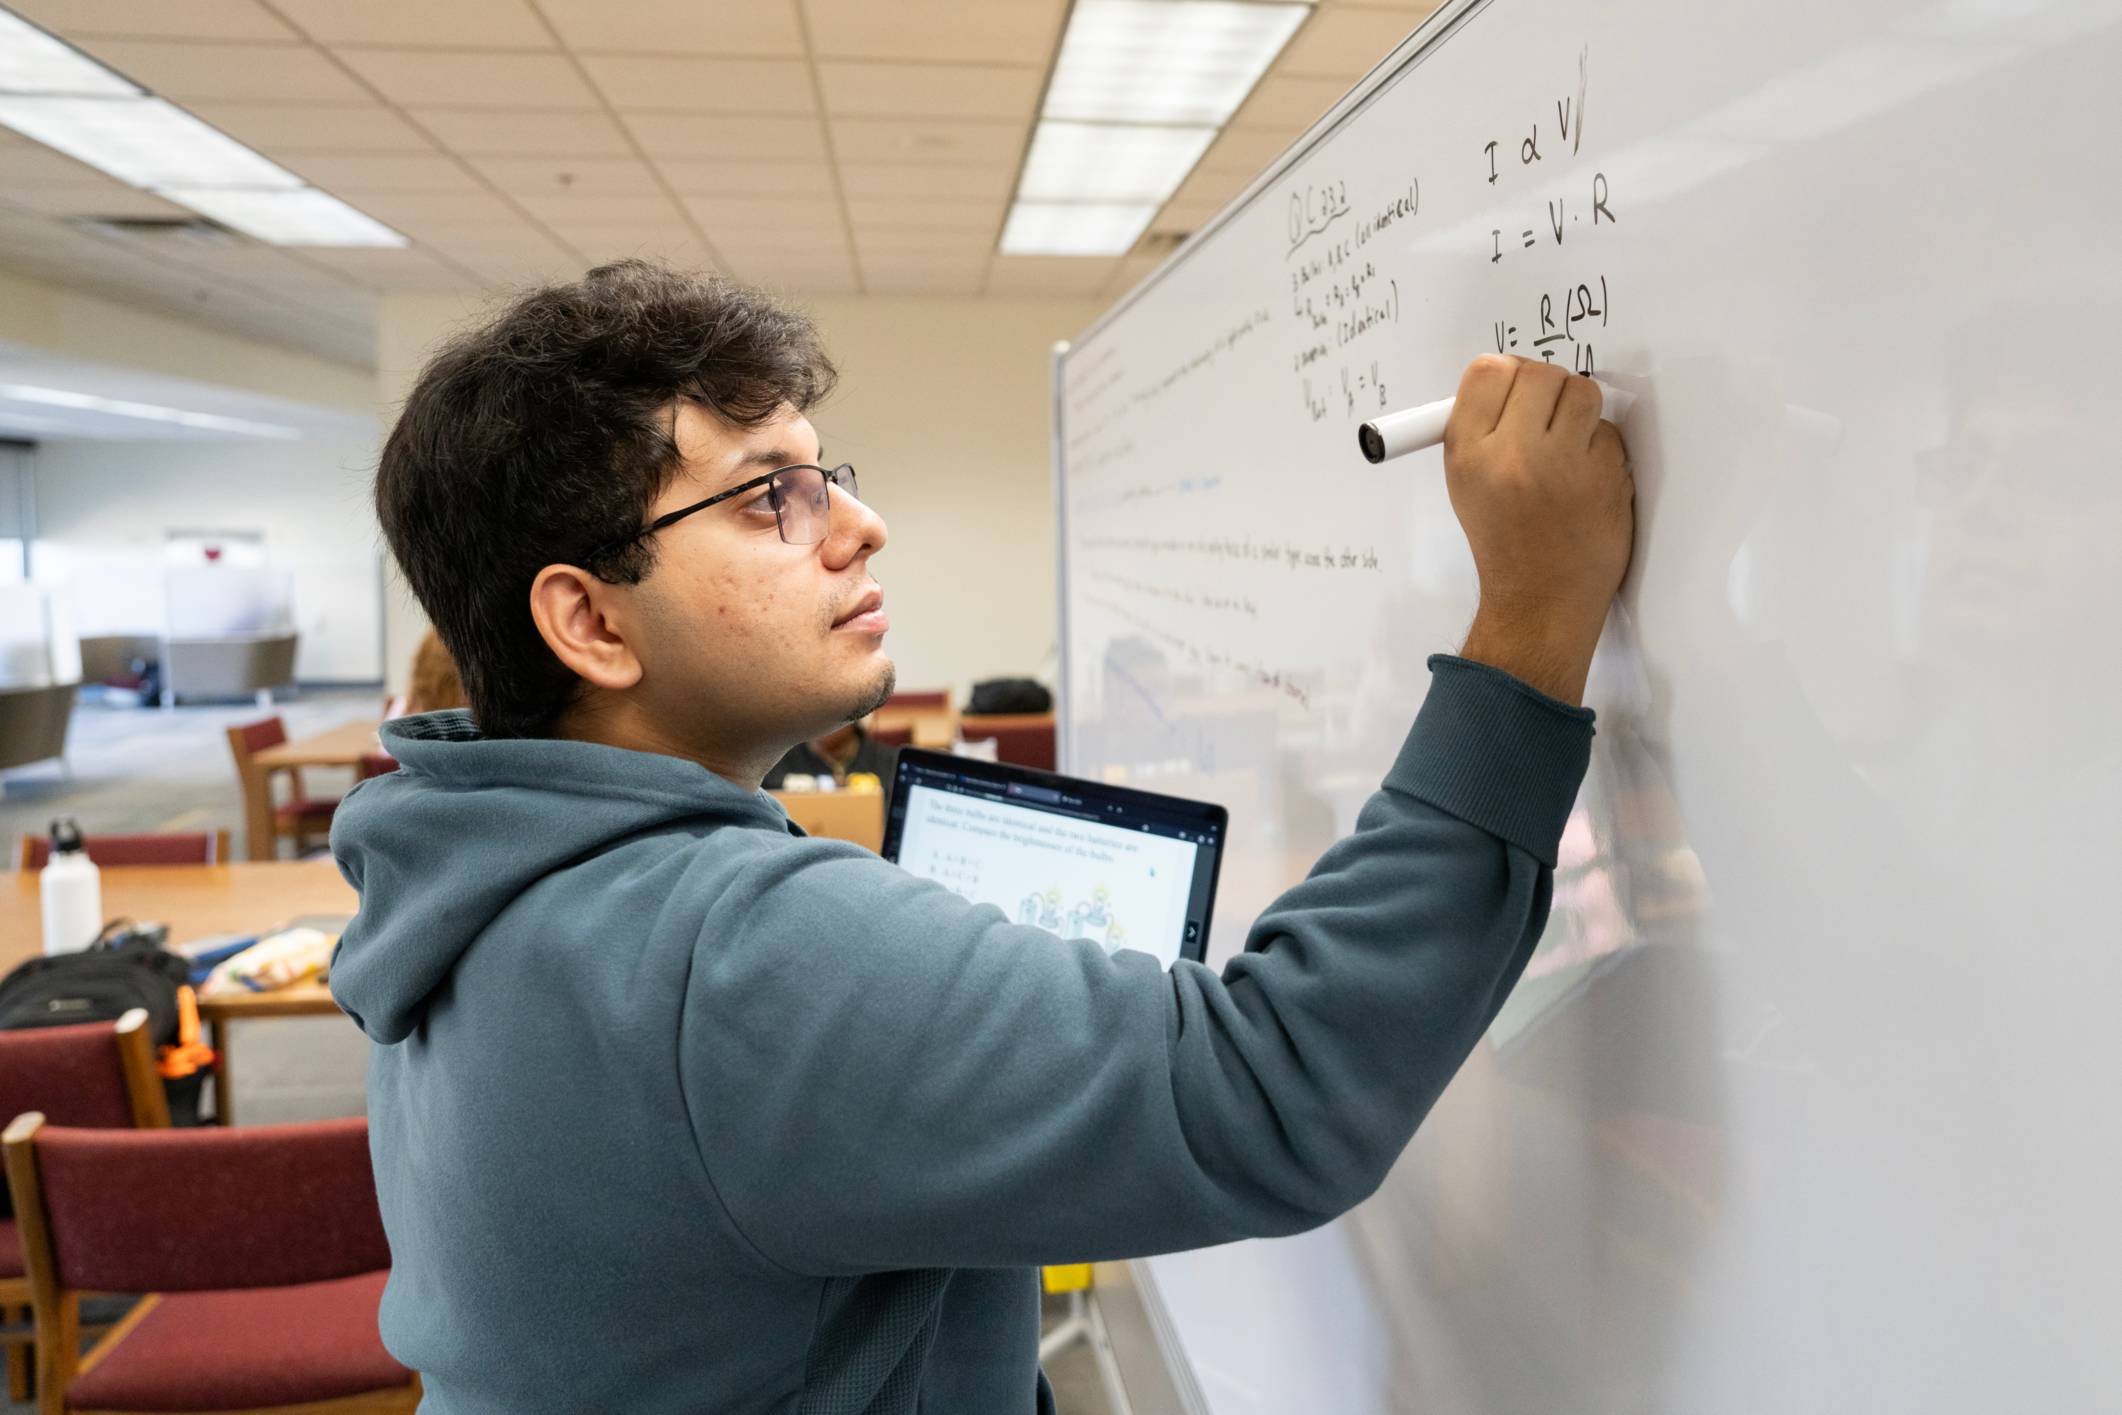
0;923;210;1125
966;677;1053;715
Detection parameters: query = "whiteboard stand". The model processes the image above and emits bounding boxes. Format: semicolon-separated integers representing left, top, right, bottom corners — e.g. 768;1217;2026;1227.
1039;1287;1135;1415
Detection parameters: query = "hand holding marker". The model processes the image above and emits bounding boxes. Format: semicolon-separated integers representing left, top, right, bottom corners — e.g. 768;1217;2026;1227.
1359;377;1636;463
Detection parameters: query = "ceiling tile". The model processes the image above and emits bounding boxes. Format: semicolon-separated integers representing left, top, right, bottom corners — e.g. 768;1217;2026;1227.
851;226;994;258
267;0;554;49
1197;126;1294;175
678;195;842;233
468;156;665;197
1105;251;1164;296
856;256;986;296
837;163;1015;200
279;153;472;192
413;221;577;260
189;102;435;155
843;196;999;230
410;108;633;157
711;228;854;260
335;49;600;109
340;186;526;231
1236;75;1355;131
623;113;827;161
0;147;107;187
985;255;1117;296
78;39;370;102
560;229;717;269
1150;197;1223;235
654;160;836;197
509;191;687;227
296;245;479;293
579;55;814;114
537;0;804;57
1278;7;1423;77
816;61;1042;122
730;258;859;296
6;0;297;42
1169;165;1246;209
828;117;1026;165
3;185;193;218
802;0;1066;65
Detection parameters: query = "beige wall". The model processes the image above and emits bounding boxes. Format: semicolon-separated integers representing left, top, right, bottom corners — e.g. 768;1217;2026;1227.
32;429;387;681
0;267;372;414
375;290;1104;702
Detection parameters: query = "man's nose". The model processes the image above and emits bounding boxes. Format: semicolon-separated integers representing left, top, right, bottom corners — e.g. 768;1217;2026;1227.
822;483;886;564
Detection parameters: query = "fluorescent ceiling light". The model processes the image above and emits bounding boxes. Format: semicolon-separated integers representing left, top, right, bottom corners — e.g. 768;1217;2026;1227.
0;14;405;248
162;186;406;247
0;95;299;189
1019;121;1217;203
1044;0;1312;126
0;9;138;97
0;384;301;439
1001;202;1159;257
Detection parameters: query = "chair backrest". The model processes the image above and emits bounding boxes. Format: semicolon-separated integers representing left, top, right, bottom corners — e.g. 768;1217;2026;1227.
870;724;913;748
16;830;230;871
960;718;1057;772
3;1115;385;1295
883;690;949;710
230;716;289;756
0;1012;169;1132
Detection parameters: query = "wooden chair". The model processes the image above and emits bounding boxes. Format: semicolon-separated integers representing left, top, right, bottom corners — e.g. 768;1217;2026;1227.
870;723;914;749
880;690;948;710
0;1012;170;1404
771;791;888;853
226;718;338;860
957;714;1058;772
2;1114;418;1415
14;831;231;871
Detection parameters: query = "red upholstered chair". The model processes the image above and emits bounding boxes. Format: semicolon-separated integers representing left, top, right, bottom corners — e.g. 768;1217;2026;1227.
882;690;948;710
2;1115;418;1415
958;715;1058;772
870;723;913;749
226;718;338;859
14;831;231;871
357;751;400;781
0;1012;170;1402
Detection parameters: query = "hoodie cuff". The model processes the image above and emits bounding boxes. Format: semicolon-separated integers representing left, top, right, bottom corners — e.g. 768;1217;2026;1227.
1384;654;1596;868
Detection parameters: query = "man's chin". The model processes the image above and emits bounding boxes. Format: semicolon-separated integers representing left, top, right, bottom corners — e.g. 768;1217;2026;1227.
848;659;898;722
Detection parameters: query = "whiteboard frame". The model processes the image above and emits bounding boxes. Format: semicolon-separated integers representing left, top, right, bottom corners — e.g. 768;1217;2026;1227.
1046;0;1493;1404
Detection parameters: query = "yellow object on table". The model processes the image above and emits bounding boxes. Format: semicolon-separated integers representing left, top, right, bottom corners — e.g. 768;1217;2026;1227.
1042;1264;1092;1294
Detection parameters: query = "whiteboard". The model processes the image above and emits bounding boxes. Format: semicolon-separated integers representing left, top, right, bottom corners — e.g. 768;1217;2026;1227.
1052;1;2122;1410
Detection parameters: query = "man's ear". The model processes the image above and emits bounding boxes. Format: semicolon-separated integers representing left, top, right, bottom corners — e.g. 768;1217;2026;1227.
529;564;644;692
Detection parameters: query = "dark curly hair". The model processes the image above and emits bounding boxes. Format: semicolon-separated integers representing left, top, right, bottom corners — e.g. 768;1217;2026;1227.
375;260;837;739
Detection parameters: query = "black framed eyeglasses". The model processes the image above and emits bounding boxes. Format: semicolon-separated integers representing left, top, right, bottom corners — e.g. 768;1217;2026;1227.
588;462;859;566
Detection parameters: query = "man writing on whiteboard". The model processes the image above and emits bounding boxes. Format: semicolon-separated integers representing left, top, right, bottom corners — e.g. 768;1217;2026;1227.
331;261;1632;1413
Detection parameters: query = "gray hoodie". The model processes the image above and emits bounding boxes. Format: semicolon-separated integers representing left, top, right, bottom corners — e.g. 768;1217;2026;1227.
330;654;1592;1414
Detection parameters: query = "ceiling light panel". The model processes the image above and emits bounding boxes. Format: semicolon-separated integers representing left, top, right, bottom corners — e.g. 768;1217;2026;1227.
158;186;408;247
1043;0;1311;126
0;13;405;248
0;95;297;188
0;9;138;96
1000;202;1159;257
1018;120;1217;203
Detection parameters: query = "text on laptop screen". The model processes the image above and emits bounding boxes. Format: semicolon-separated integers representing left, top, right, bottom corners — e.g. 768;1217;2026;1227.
886;755;1223;967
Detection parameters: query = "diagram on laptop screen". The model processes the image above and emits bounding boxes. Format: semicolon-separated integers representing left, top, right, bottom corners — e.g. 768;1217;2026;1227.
895;785;1200;964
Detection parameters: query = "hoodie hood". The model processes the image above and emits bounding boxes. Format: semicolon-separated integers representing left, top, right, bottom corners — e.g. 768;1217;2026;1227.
329;711;793;1044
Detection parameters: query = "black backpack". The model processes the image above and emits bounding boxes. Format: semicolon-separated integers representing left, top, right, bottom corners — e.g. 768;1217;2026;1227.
0;925;208;1124
966;677;1053;715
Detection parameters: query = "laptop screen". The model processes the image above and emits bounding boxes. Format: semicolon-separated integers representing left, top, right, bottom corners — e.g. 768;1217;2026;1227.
881;748;1227;966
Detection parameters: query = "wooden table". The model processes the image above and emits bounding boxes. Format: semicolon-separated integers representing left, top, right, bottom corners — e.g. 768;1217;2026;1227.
243;718;384;861
4;860;358;1123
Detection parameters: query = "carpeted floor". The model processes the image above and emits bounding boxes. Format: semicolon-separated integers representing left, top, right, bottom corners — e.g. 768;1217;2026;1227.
1;693;1117;1414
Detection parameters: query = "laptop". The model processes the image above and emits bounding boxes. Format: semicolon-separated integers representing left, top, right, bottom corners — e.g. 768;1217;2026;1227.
881;748;1227;967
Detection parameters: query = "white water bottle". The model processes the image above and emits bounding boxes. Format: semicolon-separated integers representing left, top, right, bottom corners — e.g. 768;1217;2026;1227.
39;819;102;957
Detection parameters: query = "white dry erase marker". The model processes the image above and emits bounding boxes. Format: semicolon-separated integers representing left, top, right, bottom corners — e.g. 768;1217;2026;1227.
1357;378;1637;464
